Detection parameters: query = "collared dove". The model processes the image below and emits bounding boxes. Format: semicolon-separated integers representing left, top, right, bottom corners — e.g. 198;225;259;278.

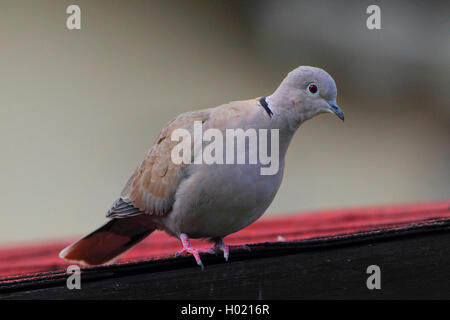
60;66;344;268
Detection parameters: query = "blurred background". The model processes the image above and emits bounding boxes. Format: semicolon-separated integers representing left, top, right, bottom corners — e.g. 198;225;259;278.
0;0;448;244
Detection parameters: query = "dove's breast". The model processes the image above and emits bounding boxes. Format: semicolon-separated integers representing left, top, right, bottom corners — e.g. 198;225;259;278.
157;160;285;238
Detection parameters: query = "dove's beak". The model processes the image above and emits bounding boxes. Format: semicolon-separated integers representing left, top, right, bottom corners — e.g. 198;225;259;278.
327;101;345;121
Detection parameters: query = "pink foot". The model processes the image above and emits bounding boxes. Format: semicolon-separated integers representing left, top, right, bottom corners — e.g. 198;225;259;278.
209;238;230;261
208;238;250;262
175;234;204;269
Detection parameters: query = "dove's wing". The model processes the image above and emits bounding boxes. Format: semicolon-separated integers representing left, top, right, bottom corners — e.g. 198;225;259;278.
107;109;211;218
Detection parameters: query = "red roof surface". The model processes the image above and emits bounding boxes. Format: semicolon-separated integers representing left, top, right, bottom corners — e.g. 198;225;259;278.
1;200;449;280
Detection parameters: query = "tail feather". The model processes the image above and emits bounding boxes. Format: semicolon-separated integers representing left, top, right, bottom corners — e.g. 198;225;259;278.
59;215;155;266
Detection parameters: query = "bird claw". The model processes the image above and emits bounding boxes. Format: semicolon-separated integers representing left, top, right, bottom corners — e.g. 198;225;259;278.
210;239;230;262
177;234;205;269
205;240;250;262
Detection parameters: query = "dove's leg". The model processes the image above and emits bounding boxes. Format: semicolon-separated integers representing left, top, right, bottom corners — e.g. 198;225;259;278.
208;237;230;261
205;238;230;261
176;233;204;269
207;238;251;261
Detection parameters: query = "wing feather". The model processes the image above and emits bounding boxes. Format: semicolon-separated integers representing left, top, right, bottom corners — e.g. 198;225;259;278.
107;110;210;218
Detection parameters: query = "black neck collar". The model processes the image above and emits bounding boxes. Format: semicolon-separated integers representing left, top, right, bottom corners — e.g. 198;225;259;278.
259;96;273;118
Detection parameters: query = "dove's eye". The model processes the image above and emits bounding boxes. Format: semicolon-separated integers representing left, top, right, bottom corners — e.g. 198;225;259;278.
307;83;319;95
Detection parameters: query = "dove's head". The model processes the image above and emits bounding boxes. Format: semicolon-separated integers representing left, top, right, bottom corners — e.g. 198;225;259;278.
268;66;344;127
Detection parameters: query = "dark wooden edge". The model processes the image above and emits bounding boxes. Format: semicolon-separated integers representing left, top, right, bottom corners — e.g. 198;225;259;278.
1;217;449;297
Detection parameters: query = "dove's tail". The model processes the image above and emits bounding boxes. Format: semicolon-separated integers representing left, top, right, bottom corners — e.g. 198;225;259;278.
59;215;156;266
